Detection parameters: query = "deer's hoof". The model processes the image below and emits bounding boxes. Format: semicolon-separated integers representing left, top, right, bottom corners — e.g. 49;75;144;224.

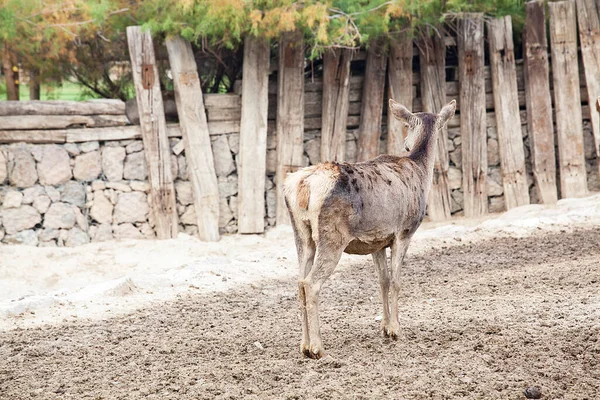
300;343;325;359
383;324;400;340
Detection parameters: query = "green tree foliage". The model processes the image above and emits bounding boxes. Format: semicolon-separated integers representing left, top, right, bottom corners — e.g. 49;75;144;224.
1;0;528;99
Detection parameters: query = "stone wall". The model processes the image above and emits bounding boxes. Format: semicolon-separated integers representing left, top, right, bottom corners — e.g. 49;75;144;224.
2;116;599;247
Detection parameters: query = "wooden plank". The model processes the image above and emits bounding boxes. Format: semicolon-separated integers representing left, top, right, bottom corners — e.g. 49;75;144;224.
418;32;452;220
576;0;600;175
203;93;241;109
321;48;352;162
237;35;270;234
524;1;558;204
458;14;488;217
0;130;67;144
488;16;530;210
0;115;128;130
0;100;125;116
166;35;220;242
357;40;387;161
549;1;588;198
387;33;413;156
63;124;182;142
127;26;179;239
275;31;305;225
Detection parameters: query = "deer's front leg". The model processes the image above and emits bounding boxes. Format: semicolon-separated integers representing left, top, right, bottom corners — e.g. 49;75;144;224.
387;236;411;339
372;249;391;334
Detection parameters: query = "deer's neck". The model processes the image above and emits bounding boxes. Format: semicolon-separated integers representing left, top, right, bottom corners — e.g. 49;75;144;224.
408;125;439;198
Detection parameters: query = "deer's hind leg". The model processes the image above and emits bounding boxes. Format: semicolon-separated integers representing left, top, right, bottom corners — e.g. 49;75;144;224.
288;211;316;357
300;224;348;359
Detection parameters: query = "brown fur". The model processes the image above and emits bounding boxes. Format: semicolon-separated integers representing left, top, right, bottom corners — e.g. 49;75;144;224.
297;179;310;210
283;99;456;359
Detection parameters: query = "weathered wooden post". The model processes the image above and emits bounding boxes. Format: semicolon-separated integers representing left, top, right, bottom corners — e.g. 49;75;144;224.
357;39;387;161
275;31;305;225
549;1;588;198
387;33;413;156
458;14;488;217
418;32;452;220
237;35;270;233
166;36;220;241
524;1;558;204
576;0;600;176
321;48;352;162
488;16;530;210
126;26;179;239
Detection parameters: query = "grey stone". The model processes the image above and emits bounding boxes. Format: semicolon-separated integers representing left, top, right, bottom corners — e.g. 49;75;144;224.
183;224;199;236
487;126;497;139
123;151;147;181
219;198;233;228
39;228;59;241
175;181;193;205
489;196;505;213
450;189;463;214
125;141;144;154
447;127;460;139
44;202;76;229
29;145;44;162
44;186;60;202
229;196;238;219
447;138;455;152
0;149;7;184
130;181;149;192
91;180;106;191
33;195;51;214
346;138;357;163
583;126;596;160
114;192;149;224
90;191;114;224
449;145;462;168
73;206;88;231
79;141;99;153
39;240;57;247
267;134;277;150
3;190;23;209
73;151;102;181
228;134;240;155
8;146;38;188
487;167;504;197
104;188;118;205
266;149;277;174
218;175;238;198
171;154;179;181
4;229;38;246
177;155;187;180
105;181;131;192
180;205;197;225
22;185;45;204
266;188;276;219
1;206;41;234
37;145;72;185
92;223;113;242
113;223;144;240
59;182;86;207
448;166;462;190
305;139;320;165
488;138;500;167
139;223;155;239
65;227;90;247
102;146;126;182
211;136;235;177
265;177;274;191
64;143;80;156
0;228;4;241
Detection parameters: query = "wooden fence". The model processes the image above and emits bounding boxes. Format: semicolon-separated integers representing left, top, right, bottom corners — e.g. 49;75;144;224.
1;0;599;243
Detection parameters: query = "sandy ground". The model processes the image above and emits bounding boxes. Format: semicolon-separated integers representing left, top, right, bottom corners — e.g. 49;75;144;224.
1;227;599;399
2;194;600;332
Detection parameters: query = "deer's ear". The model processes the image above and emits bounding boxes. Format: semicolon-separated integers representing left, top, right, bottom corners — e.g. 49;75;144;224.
389;99;416;125
438;99;456;127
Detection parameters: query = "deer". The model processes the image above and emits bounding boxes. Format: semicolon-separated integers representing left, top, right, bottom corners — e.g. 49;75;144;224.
283;98;456;359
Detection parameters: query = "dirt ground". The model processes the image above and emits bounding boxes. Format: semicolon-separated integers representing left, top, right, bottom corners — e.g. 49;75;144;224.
1;228;599;400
